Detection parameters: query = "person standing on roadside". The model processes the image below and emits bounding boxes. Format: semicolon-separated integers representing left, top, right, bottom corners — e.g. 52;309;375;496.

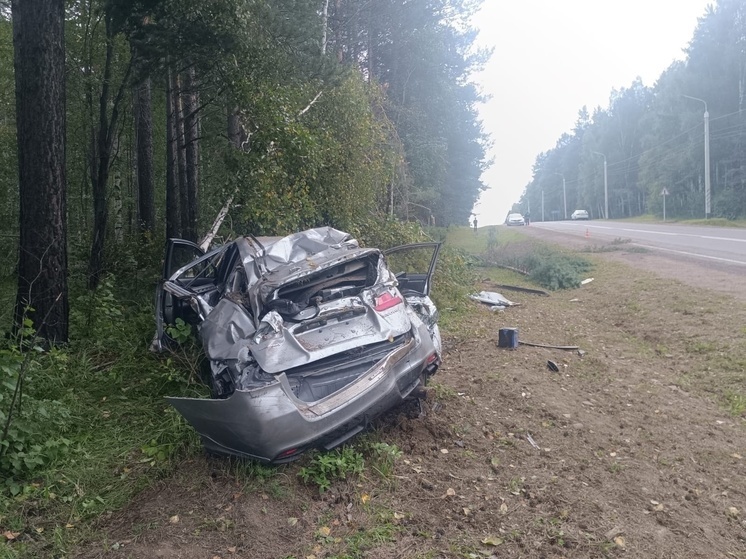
524;211;530;226
473;217;478;232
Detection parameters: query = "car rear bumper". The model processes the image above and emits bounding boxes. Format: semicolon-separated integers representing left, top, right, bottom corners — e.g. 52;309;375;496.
167;322;437;463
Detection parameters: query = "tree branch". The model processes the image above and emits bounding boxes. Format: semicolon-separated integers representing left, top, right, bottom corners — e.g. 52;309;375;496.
298;91;323;117
199;189;238;252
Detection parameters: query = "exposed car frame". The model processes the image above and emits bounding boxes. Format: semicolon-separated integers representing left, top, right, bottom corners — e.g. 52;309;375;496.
152;227;442;463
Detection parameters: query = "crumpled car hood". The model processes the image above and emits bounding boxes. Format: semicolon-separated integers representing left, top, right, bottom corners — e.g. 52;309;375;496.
197;227;408;374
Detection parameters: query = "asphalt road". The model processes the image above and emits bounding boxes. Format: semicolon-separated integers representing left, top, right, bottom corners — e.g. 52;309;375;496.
530;220;746;267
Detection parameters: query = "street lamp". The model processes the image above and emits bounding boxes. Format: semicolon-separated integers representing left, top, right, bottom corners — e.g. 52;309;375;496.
553;172;567;220
683;95;711;218
591;151;608;219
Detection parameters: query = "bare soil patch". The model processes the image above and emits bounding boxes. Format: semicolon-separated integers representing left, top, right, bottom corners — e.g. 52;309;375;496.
72;241;746;559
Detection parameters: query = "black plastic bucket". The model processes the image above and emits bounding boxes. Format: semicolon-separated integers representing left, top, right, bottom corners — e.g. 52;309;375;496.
498;327;519;349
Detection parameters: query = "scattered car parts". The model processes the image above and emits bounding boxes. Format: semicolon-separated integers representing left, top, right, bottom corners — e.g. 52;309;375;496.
470;290;519;310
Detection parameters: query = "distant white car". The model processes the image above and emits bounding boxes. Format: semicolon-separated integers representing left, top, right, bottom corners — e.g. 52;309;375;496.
571;210;589;220
506;213;525;226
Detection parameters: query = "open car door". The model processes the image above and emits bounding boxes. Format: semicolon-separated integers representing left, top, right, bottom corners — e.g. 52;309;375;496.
384;241;442;374
152;239;223;351
384;242;441;297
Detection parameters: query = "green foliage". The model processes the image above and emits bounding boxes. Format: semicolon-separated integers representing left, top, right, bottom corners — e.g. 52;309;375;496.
485;240;593;291
298;447;365;493
430;245;477;313
70;277;126;345
525;249;593;291
166;318;193;344
0;18;19;249
0;334;73;496
724;392;746;417
363;441;402;479
0;276;201;556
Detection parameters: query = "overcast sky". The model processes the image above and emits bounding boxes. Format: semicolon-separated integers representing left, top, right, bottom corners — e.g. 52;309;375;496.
471;0;713;225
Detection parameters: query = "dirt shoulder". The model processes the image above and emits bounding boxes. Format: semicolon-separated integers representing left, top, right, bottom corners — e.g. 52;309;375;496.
72;236;746;559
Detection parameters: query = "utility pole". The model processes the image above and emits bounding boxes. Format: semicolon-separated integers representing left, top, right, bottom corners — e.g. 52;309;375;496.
683;95;711;218
591;151;608;219
541;189;545;222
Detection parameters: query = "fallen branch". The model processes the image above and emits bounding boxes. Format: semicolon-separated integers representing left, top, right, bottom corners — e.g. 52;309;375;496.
199;188;237;252
518;341;580;350
480;260;530;276
493;284;550;296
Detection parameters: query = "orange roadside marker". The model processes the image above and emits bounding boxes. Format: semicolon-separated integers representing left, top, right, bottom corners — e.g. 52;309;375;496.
585;228;590;238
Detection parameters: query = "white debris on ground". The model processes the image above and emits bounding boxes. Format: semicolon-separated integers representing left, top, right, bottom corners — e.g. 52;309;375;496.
469;291;519;311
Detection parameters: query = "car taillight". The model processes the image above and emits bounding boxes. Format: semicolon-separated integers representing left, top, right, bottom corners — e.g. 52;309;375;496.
276;448;300;460
374;292;403;311
426;352;438;364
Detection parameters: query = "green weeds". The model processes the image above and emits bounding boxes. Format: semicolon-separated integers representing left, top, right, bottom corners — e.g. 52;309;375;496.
0;341;73;496
297;439;404;493
298;446;365;493
430;382;457;400
365;441;402;479
724;392;746;416
0;276;199;557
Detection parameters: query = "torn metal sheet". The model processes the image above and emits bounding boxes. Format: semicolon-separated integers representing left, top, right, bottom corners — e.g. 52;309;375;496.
152;227;443;463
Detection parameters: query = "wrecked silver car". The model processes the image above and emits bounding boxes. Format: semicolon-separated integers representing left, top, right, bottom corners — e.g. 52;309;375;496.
153;227;442;463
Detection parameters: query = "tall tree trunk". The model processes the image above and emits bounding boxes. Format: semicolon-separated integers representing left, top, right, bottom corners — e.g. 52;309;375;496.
88;20;113;290
173;72;190;240
183;65;200;242
165;66;180;239
335;0;344;62
135;76;155;239
321;0;329;55
11;0;69;343
87;14;131;289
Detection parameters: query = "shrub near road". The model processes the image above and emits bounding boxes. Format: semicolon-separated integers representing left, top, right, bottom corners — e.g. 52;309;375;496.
6;226;746;558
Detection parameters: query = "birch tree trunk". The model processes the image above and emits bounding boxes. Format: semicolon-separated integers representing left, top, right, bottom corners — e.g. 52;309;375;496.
135;76;155;239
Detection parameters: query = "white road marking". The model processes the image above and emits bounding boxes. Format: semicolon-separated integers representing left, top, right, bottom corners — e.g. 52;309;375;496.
631;243;746;265
541;223;746;264
577;224;746;243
